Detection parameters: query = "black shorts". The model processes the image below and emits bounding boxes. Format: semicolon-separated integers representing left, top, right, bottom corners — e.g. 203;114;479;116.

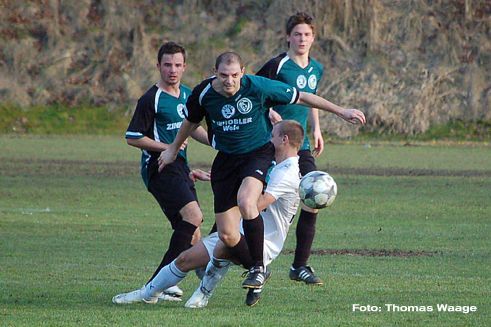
147;157;198;229
211;142;275;213
298;149;317;176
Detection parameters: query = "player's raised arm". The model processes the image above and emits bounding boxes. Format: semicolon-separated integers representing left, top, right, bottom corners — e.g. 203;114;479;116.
158;118;199;171
297;92;366;125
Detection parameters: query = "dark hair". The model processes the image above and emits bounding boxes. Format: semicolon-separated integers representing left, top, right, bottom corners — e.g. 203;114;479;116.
276;120;304;150
286;12;315;35
215;51;243;70
157;42;186;64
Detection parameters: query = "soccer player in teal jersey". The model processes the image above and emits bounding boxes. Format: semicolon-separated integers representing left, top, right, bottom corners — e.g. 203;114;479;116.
114;42;210;303
159;51;365;290
256;12;330;285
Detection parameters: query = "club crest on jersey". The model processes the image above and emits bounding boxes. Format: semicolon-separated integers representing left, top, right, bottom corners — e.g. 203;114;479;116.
308;75;317;89
221;104;235;119
237;97;253;114
296;75;307;89
177;104;187;118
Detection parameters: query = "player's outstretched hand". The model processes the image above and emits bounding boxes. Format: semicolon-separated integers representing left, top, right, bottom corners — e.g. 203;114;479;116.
268;108;283;124
340;109;366;125
189;169;211;182
158;149;177;172
311;128;324;157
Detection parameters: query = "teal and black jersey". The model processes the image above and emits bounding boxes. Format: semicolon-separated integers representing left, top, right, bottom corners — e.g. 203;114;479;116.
257;53;323;150
125;84;191;186
186;74;299;154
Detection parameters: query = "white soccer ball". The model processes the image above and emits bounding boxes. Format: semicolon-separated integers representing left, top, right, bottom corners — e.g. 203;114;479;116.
299;171;337;209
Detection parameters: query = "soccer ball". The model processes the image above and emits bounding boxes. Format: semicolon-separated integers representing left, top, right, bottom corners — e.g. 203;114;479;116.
299;171;337;209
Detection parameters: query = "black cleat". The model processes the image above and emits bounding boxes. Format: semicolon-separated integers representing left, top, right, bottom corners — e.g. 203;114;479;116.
289;266;324;285
245;288;262;307
242;266;271;289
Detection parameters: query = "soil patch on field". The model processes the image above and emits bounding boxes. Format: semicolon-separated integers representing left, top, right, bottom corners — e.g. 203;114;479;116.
2;158;490;177
282;248;440;257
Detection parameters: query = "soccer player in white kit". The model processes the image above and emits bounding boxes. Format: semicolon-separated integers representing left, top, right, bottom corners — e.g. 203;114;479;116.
113;120;303;307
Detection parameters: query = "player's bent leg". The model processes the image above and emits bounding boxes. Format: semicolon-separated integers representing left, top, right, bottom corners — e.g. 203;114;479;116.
174;241;211;272
185;257;231;309
237;176;263;219
144;260;188;301
215;211;254;268
180;201;204;227
238;177;268;288
215;208;242;247
191;227;201;245
291;203;323;285
146;240;211;301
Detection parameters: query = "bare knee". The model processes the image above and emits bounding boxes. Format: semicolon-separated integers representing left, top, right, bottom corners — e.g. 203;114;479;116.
218;231;240;247
237;196;257;219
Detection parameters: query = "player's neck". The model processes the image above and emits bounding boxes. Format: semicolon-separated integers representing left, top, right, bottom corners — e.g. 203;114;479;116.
275;148;297;164
211;79;238;98
157;81;180;97
287;50;309;68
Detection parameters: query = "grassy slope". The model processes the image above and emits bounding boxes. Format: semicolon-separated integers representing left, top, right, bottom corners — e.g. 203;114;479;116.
0;136;490;326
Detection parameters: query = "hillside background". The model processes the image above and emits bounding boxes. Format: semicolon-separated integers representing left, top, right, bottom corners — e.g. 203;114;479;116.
0;0;490;137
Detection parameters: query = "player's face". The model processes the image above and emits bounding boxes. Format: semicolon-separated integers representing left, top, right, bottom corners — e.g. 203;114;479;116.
157;53;186;86
287;23;315;56
215;62;244;96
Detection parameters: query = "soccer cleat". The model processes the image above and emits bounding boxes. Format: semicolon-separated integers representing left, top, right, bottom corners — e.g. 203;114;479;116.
289;266;324;285
162;285;183;297
242;266;271;289
158;293;182;302
184;287;210;309
245;288;262;307
112;286;159;304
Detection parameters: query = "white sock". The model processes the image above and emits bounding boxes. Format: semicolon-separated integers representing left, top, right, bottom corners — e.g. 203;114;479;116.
144;260;187;298
200;256;231;296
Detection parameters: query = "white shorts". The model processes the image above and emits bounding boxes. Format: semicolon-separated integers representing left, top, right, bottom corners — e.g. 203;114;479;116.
201;232;280;266
201;232;219;259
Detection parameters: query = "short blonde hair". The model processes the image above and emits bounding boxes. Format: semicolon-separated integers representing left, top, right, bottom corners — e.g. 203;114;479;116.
275;120;304;150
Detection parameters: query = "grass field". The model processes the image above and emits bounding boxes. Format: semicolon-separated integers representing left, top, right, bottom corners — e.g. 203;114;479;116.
1;135;490;326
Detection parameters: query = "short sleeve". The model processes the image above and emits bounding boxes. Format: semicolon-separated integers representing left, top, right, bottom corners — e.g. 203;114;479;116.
125;94;155;139
185;79;212;124
252;76;299;108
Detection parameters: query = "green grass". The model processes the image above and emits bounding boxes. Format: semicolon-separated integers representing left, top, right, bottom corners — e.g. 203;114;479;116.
1;103;490;142
1;135;490;326
0;104;129;135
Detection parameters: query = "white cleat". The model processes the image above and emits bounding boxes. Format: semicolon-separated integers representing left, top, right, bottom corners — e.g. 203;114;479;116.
112;286;159;305
163;285;183;297
184;287;210;308
158;293;182;302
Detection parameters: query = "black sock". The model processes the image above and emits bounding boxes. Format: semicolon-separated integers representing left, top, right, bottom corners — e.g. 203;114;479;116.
147;220;197;283
228;235;254;269
242;215;264;267
293;210;317;268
